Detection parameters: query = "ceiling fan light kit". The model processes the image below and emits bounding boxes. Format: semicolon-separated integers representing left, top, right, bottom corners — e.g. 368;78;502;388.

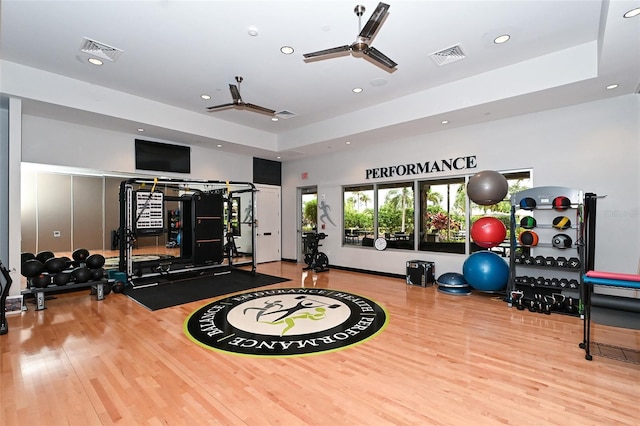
303;2;397;70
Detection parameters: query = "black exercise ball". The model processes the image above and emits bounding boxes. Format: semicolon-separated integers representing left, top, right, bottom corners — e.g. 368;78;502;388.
519;216;537;229
112;281;125;293
35;250;55;263
44;257;67;274
71;267;92;283
72;248;90;263
90;268;105;281
552;234;573;249
552;196;571;211
86;254;106;269
518;230;539;247
21;252;35;264
32;273;51;288
60;256;73;269
552;216;572;230
519;197;536;210
22;259;45;278
53;272;72;286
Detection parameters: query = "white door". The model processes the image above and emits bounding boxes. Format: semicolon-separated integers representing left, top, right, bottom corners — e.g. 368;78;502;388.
255;185;281;263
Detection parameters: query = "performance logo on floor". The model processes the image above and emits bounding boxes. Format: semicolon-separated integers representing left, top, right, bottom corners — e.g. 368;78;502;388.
184;288;388;357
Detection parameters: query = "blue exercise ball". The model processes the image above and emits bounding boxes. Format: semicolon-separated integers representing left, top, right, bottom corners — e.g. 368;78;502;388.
463;251;509;292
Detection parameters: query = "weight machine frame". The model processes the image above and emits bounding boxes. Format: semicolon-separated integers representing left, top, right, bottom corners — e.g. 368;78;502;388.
117;178;257;286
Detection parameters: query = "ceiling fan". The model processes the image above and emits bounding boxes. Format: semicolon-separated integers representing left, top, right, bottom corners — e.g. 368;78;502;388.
303;2;396;70
206;76;275;115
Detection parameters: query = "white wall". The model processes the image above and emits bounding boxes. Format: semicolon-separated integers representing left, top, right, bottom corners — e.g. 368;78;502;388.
22;115;253;181
282;95;640;276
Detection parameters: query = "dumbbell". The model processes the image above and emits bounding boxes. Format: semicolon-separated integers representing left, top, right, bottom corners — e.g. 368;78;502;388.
534;255;545;266
514;253;524;264
555;257;567;268
523;256;534;265
544;257;556;267
559;278;569;288
568;279;579;289
535;276;546;287
567;257;581;269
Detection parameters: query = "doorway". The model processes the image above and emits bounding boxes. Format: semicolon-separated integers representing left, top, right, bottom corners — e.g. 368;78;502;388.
298;186;317;262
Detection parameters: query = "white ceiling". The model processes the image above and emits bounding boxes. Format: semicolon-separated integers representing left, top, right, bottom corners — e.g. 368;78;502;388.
1;0;639;161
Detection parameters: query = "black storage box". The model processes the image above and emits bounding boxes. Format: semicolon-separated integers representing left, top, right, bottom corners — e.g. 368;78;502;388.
406;260;435;287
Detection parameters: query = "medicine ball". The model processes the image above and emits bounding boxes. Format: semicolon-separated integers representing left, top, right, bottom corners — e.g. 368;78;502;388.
112;281;125;294
520;216;537;229
53;272;72;286
71;266;92;283
518;230;539;247
519;197;536;210
32;273;51;288
86;254;106;269
552;216;572;230
72;248;90;263
22;259;45;278
90;268;105;281
552;234;572;249
60;256;73;269
35;250;55;263
44;257;67;274
552;196;571;211
21;252;36;264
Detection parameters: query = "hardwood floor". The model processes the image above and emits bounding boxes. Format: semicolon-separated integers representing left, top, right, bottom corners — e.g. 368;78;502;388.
2;261;639;425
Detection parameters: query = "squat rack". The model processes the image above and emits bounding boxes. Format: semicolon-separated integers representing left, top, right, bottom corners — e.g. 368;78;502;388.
117;178;257;286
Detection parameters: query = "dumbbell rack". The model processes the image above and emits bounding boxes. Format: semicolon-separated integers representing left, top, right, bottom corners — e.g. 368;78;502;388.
506;186;593;316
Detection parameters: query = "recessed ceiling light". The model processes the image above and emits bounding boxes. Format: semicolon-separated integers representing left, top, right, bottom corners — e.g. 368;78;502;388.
280;46;294;55
623;7;640;18
494;34;510;44
200;94;211;100
441;120;449;125
271;117;279;122
606;84;619;90
137;128;144;132
345;141;351;145
352;87;363;93
216;144;222;148
276;156;282;159
248;27;259;36
88;57;103;66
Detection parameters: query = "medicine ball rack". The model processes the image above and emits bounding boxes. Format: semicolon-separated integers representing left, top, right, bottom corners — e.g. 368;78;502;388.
506;186;596;317
118;178;257;287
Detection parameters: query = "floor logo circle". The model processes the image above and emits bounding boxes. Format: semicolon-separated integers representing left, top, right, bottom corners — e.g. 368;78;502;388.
184;288;388;357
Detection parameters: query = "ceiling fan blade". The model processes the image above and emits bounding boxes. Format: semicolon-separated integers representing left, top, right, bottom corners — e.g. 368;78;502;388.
363;46;397;69
206;103;236;111
245;103;276;115
229;84;242;103
303;45;350;58
359;2;390;40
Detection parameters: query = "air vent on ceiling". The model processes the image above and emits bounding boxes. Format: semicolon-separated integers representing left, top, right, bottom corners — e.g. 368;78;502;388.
275;110;298;119
79;37;123;62
429;44;466;66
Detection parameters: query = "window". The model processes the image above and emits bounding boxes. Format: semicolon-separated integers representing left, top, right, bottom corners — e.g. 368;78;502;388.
419;177;467;253
377;182;414;250
343;185;374;245
343;170;530;253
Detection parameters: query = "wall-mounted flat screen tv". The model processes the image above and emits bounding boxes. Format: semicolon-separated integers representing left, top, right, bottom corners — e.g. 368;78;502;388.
135;139;191;174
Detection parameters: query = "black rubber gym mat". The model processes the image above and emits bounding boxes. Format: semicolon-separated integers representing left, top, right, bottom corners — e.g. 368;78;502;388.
124;271;290;310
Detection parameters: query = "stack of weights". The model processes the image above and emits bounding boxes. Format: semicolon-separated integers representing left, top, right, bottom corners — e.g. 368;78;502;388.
20;249;107;291
436;272;472;296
